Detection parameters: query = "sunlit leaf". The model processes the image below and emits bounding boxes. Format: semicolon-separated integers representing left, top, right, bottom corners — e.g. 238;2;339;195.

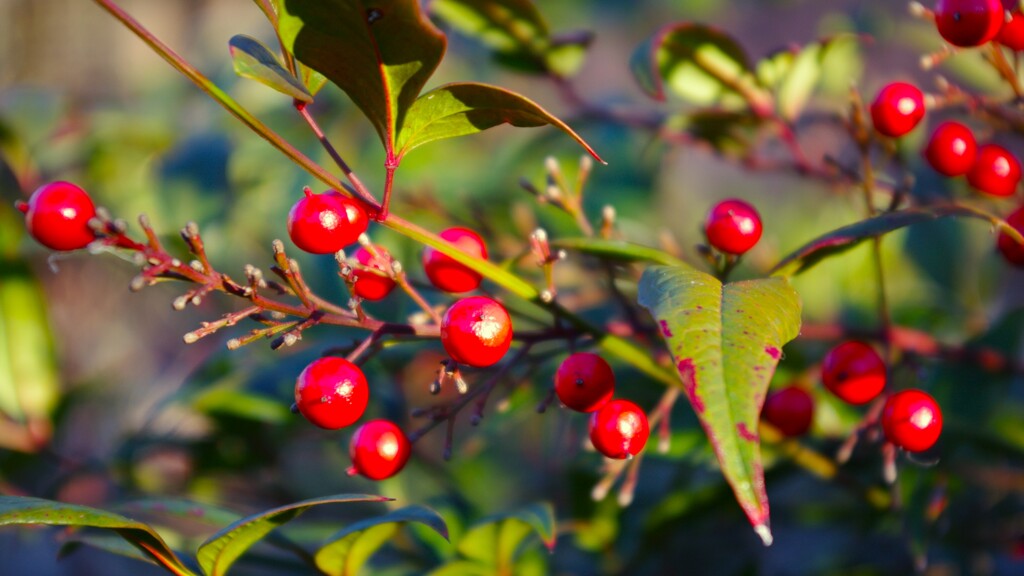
229;34;312;102
456;502;555;570
431;0;548;56
776;34;857;121
637;267;802;544
314;505;449;576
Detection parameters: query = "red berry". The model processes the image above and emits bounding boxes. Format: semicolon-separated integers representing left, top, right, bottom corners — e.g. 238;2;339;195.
762;386;814;437
589;399;649;459
287;188;369;254
999;10;1024;50
554;352;615;413
349;420;411;480
924;121;977;176
882;389;943;452
440;296;513;368
967;144;1022;196
997;205;1024;266
294;357;369;430
351;246;396;301
934;0;1004;47
821;341;887;405
422;227;487;293
19;181;97;251
703;199;763;255
870;82;926;138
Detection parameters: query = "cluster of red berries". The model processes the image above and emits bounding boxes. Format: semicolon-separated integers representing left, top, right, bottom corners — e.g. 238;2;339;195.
933;0;1023;49
554;352;650;459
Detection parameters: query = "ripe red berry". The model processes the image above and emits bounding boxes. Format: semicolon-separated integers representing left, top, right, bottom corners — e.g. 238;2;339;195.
17;181;97;251
998;10;1024;50
934;0;1004;47
349;419;411;480
881;389;943;452
287;188;369;254
294;357;369;430
555;352;615;413
761;386;814;437
589;399;650;459
703;199;763;255
351;246;396;301
422;227;488;293
924;121;977;176
967;144;1022;197
997;205;1024;266
440;296;513;368
870;82;926;138
821;341;887;405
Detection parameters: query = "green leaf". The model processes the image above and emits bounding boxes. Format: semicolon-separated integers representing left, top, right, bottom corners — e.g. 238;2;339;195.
427;560;496;576
276;0;447;152
770;204;1024;277
630;22;768;110
637;267;802;544
396;82;602;161
668;109;763;156
550;238;688;266
196;494;389;576
314;505;449;576
431;0;548;58
755;48;796;90
228;34;312;102
775;34;857;121
545;31;593;77
457;503;555;570
0;495;196;576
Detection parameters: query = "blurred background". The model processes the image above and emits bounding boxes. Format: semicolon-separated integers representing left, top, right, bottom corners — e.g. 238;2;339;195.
2;0;1024;574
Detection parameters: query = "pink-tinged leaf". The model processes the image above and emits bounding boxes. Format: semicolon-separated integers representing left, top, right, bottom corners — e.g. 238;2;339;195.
637;266;802;545
275;0;447;152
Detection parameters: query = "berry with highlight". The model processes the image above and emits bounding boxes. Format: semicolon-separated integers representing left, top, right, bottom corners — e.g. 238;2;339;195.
294;357;369;430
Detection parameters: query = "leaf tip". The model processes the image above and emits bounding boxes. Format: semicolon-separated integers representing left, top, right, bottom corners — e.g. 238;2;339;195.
754;523;773;547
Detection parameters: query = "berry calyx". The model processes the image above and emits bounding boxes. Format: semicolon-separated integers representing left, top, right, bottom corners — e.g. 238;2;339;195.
924;121;977;176
703;198;763;255
821;341;887;405
998;10;1024;50
934;0;1004;47
869;82;926;138
440;296;513;368
997;205;1024;266
554;352;615;413
881;389;943;452
349;420;411;480
761;385;814;437
967;144;1022;197
19;181;97;251
287;188;369;254
294;357;369;430
422;227;488;293
351;246;396;301
589;399;650;459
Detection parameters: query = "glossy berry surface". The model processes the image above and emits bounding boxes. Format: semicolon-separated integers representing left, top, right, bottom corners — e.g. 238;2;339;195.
703;199;763;255
934;0;1004;47
761;386;814;437
821;341;887;405
589;399;650;459
422;227;488;293
440;296;513;368
555;352;615;413
869;82;925;138
998;10;1024;50
882;389;943;452
287;188;369;254
349;420;411;480
294;357;369;430
967;144;1022;197
924;122;977;176
351;246;396;301
997;205;1024;266
18;181;97;251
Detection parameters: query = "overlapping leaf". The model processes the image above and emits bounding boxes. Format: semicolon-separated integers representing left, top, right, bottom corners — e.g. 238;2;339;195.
314;505;449;576
637;266;802;545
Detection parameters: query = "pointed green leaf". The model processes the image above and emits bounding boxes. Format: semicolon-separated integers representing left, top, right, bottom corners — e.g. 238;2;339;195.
630;22;768;110
196;494;389;576
229;34;312;102
396;82;601;161
457;502;555;569
276;0;447;152
0;496;196;576
314;505;449;576
770;204;1024;277
637;267;802;544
